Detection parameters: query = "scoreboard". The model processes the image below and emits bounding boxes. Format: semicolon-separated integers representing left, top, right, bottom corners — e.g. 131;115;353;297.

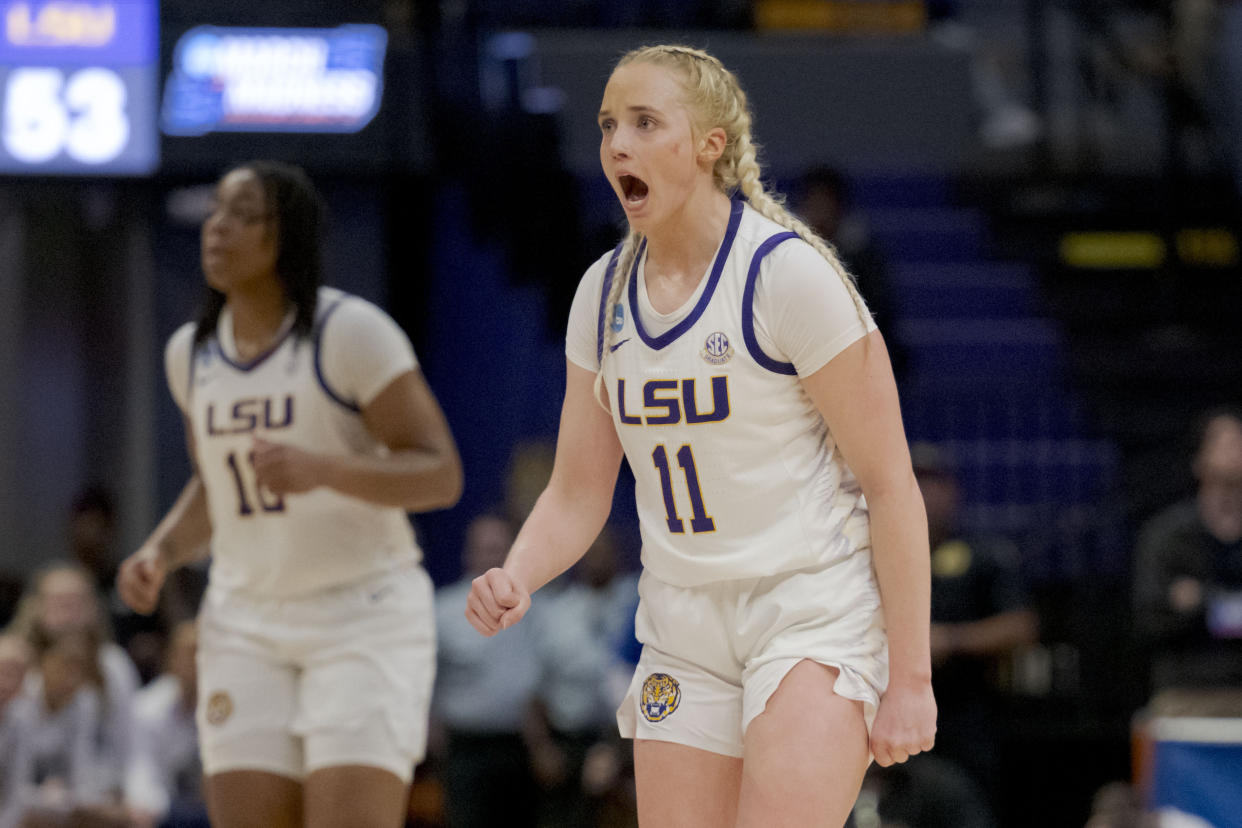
0;0;158;175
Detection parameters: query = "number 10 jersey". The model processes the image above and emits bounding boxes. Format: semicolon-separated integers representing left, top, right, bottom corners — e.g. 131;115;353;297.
166;287;421;600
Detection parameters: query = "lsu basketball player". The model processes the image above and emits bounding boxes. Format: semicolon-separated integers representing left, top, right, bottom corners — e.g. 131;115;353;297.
117;161;462;828
467;46;936;826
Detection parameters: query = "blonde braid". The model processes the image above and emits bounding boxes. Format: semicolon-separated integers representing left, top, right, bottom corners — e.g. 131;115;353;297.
733;151;871;326
594;228;642;410
710;57;870;326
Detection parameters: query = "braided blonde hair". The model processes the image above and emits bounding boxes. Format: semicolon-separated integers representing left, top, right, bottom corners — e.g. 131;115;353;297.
593;45;869;407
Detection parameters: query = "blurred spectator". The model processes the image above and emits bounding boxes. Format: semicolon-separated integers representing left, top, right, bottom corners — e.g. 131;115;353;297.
1133;407;1242;692
67;487;120;601
793;166;907;383
926;3;1042;150
1172;0;1242;197
8;564;141;805
432;512;540;828
847;752;996;828
0;572;23;632
912;442;1039;803
124;619;208;828
525;526;638;828
68;487;165;684
0;634;33;828
505;440;558;528
1083;780;1146;828
6;629;109;826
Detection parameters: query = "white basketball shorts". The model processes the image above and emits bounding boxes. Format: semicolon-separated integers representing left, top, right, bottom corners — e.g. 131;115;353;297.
617;549;888;758
196;564;435;782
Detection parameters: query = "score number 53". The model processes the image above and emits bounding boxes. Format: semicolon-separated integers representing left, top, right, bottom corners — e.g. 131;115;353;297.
2;67;129;165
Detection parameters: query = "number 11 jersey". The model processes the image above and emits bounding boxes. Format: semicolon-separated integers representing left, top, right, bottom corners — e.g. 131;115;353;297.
567;201;878;588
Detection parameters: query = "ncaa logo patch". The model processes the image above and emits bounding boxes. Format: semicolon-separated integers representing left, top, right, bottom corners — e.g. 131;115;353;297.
611;303;625;332
702;331;733;365
640;672;681;722
205;691;233;726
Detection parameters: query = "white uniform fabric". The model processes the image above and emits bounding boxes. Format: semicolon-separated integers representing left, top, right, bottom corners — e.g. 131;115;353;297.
196;564;434;781
567;202;877;587
617;553;887;757
165;286;421;599
565;200;888;756
165;287;435;780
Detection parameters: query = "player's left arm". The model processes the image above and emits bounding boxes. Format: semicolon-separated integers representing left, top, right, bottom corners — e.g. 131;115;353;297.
253;296;462;511
252;366;463;512
800;329;936;766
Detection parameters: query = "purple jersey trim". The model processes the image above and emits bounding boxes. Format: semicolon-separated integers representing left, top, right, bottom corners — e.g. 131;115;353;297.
627;198;743;351
741;231;800;376
595;243;625;366
213;321;297;373
312;296;360;412
186;339;199;407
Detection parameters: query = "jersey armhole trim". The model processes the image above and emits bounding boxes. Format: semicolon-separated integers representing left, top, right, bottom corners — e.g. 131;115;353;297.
186;337;198;409
312;296;360;412
595;243;625;367
741;231;800;376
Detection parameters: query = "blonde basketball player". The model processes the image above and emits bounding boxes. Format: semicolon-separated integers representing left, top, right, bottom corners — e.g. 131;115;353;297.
467;46;936;826
117;161;462;828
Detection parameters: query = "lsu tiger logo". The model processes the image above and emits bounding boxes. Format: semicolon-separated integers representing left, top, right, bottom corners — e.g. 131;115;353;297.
640;672;681;722
205;691;233;726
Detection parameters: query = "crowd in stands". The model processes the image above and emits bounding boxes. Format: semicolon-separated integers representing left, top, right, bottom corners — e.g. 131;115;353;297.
0;410;1238;827
3;404;1236;827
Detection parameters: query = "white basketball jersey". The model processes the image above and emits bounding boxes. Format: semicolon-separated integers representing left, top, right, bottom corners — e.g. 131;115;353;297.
599;202;872;587
178;287;419;599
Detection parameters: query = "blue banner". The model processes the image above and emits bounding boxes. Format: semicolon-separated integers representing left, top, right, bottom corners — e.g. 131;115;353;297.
162;24;387;136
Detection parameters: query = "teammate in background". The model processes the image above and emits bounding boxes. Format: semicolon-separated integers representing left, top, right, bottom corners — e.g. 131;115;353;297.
467;45;935;827
117;160;462;828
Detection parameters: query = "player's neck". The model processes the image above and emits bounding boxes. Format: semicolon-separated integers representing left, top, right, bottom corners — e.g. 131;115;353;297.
643;188;732;289
227;279;291;358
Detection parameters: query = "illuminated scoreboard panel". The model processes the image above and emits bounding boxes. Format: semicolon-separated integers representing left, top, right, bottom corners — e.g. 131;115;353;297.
0;0;158;175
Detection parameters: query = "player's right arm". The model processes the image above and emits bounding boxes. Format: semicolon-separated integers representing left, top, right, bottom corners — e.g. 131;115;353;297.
466;359;624;636
120;323;213;616
118;423;212;616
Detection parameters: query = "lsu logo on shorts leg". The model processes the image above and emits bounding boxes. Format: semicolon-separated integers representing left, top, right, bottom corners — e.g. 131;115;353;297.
641;673;681;722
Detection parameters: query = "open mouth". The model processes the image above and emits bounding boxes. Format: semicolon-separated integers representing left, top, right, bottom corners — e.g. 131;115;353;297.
619;174;649;205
